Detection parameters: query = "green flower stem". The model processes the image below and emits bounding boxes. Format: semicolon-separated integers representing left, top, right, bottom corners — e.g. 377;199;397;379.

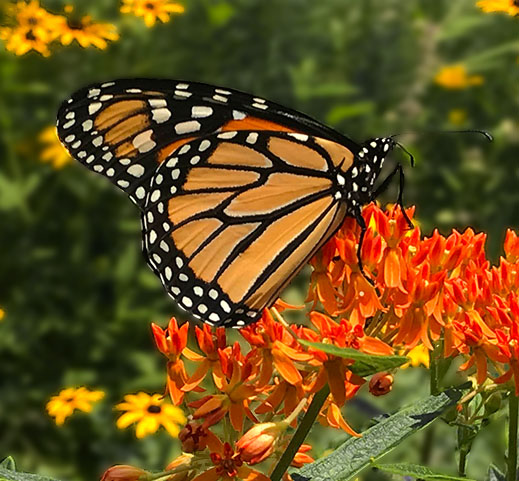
270;385;330;481
508;392;519;481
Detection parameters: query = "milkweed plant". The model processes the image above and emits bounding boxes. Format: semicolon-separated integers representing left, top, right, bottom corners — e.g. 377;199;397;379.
1;1;518;481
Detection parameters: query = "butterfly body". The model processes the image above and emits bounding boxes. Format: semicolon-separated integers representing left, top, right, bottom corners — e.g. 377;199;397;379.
57;79;395;327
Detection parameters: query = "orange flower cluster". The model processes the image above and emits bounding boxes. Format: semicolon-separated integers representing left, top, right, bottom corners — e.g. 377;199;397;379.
102;203;519;480
307;203;519;394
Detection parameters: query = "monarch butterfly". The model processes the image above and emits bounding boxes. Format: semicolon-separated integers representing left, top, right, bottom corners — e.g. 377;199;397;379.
57;79;406;328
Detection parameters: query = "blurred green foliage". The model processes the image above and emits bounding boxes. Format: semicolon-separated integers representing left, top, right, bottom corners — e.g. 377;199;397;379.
0;1;517;480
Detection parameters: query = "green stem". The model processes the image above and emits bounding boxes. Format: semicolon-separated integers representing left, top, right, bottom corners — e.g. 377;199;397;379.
270;385;330;481
507;393;519;481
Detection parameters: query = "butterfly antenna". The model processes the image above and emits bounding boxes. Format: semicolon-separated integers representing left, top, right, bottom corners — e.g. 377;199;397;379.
395;142;415;167
390;128;493;142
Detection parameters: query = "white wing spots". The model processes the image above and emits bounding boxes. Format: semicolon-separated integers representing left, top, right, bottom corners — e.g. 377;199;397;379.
209;289;218;300
190;155;201;165
215;88;231;95
106;168;115;177
175;90;192;98
71;140;81;149
384;143;390;152
92;135;103;147
198;304;208;314
351;167;358;178
126;88;142;93
128;164;145;178
193;286;203;296
365;165;371;173
220;300;231;313
370;141;377;148
102;152;113;161
150;189;161;203
175;257;184;268
165;266;173;280
166;157;178;168
64;134;75;143
93;165;104;172
212;94;228;103
88;88;101;97
157;202;164;214
176;83;189;89
135;186;146;199
101;82;115;88
171;169;180;180
65;112;75;120
149;98;167;108
337;174;346;185
82;120;93;132
179;144;190;155
236;320;245;327
288;133;309;142
217;131;237;139
199;139;211;152
155;173;164;185
100;94;113;101
179;273;189;282
191;106;213;118
152;253;162;264
117;180;130;188
86;155;95;164
334;191;342;199
353;183;358;192
159;240;169;252
253;97;266;104
232;110;246;120
358;151;365;158
63;119;75;129
252;102;268;110
149;230;157;243
88;102;102;114
170;186;177;194
171;286;181;295
182;296;193;308
133;130;156;153
209;313;220;322
246;132;258;144
162;222;170;232
119;158;131;165
77;151;87;159
152;108;171;124
175;120;201;135
246;310;256;317
362;147;369;153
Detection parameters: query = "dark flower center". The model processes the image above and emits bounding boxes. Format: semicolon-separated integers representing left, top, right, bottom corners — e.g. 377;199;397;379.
67;19;84;30
25;30;36;40
145;2;155;9
27;17;38;25
147;404;162;414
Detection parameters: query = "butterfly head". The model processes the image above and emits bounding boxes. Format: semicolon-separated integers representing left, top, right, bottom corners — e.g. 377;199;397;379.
344;137;396;212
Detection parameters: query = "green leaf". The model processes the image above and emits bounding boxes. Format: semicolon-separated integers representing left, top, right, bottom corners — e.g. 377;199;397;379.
298;340;408;376
374;463;476;481
486;464;506;481
292;385;467;481
0;458;15;471
0;466;60;481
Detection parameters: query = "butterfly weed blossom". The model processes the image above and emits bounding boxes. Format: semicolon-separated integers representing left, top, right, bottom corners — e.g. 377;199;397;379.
98;203;519;479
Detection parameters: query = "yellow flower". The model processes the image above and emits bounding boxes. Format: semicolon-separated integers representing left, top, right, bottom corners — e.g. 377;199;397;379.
56;7;119;49
8;0;63;39
401;344;430;369
116;392;186;438
477;0;519;16
448;109;468;126
121;0;185;28
39;126;72;169
46;387;105;425
0;25;51;56
434;64;484;89
0;308;5;321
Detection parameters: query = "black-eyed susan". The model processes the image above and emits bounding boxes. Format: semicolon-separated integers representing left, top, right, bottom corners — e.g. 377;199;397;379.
8;0;63;39
120;0;185;28
55;7;119;49
401;343;430;369
434;64;484;89
477;0;519;16
46;387;105;425
116;392;186;438
39;126;72;168
0;25;51;56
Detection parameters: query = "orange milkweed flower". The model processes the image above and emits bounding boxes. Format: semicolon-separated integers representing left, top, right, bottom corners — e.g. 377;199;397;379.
255;376;306;422
100;465;149;481
192;439;270;481
319;399;360;437
189;347;260;431
236;422;285;464
152;317;195;404
178;421;221;453
291;444;314;468
369;372;394;396
182;325;227;391
240;310;312;387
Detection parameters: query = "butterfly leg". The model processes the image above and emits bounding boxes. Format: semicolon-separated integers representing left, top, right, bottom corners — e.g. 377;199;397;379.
371;163;413;229
353;209;374;285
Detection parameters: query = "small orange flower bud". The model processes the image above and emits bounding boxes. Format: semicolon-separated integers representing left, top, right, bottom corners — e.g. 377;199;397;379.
236;422;284;464
100;465;148;481
369;372;394;396
166;454;194;481
179;421;209;453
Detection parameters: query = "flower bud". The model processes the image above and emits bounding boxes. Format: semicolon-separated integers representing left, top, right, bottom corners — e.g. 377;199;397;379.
166;454;194;481
100;465;148;481
236;422;284;464
178;421;208;453
369;372;394;396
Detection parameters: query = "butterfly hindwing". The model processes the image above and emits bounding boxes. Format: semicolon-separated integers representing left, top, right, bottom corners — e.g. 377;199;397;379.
141;130;353;327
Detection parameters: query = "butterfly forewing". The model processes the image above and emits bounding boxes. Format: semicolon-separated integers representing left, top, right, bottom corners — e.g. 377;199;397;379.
142;130;352;327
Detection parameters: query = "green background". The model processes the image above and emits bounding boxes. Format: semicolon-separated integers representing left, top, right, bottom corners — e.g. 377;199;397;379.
0;1;517;480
